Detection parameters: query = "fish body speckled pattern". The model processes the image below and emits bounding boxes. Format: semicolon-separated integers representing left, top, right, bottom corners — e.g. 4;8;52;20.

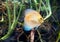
24;9;44;31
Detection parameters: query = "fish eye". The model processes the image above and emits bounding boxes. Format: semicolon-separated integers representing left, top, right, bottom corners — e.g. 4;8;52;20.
40;18;43;20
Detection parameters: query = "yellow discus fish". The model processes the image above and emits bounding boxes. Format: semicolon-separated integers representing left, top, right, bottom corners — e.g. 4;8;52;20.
24;9;44;31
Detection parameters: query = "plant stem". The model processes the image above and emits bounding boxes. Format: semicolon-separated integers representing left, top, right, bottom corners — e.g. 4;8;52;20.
33;0;38;11
0;20;17;40
56;32;60;42
37;30;43;42
6;0;11;29
43;0;52;20
30;29;35;42
30;0;32;9
13;0;16;21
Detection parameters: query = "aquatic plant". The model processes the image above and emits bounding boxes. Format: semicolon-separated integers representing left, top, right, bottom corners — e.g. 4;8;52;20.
0;0;52;42
0;0;23;40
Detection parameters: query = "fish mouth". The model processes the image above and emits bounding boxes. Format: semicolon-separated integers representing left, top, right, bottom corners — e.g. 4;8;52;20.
38;18;44;25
